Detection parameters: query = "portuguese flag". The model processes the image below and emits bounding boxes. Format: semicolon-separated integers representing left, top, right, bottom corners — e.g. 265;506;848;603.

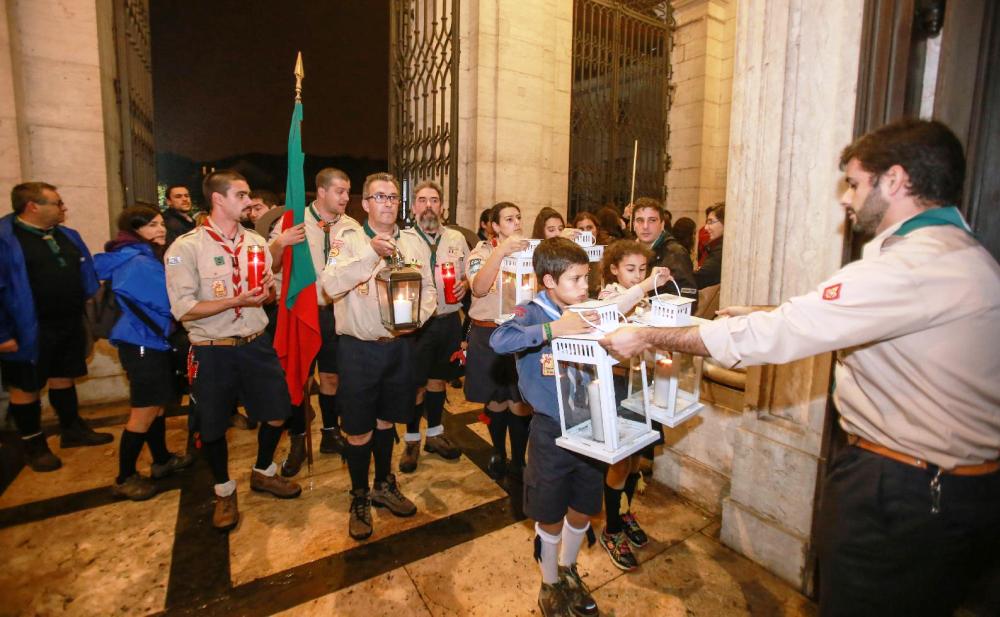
273;99;321;405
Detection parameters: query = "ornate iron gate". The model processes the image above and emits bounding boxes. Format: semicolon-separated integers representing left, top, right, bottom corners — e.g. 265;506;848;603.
113;0;157;207
569;0;673;216
389;0;460;223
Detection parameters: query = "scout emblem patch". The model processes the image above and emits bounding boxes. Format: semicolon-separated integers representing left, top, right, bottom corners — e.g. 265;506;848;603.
822;283;842;301
212;280;227;298
468;258;482;275
358;281;369;296
214;255;226;266
540;353;555;377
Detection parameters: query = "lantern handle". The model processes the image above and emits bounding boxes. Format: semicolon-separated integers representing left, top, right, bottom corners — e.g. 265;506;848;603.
652;276;683;300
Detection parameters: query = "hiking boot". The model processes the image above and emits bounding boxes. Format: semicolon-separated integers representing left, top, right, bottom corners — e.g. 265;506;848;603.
59;418;113;448
558;565;599;617
22;434;62;472
537;581;570;617
213;490;239;531
281;433;306;477
600;528;638;571
320;426;347;454
112;474;156;501
250;468;302;499
486;454;507;479
371;473;417;517
424;433;460;460
398;440;421;473
349;488;373;540
151;453;194;479
621;511;649;548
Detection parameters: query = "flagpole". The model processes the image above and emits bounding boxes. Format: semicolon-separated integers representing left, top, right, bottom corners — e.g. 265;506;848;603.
629;139;638;233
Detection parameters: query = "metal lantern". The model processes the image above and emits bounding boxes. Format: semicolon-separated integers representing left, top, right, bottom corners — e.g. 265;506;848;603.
622;340;705;428
574;230;604;263
640;292;695;327
552;304;659;464
375;253;423;331
497;240;540;322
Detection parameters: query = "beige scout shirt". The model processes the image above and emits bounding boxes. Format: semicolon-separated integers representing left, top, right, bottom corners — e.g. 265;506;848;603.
270;205;360;306
699;217;1000;469
165;222;271;342
319;226;437;340
414;226;469;316
466;239;502;321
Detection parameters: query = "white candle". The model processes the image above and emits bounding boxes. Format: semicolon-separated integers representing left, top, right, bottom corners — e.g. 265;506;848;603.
588;379;605;442
393;298;413;324
653;357;674;407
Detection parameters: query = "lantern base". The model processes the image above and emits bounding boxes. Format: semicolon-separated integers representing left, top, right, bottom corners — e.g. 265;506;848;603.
621;391;704;428
555;417;661;464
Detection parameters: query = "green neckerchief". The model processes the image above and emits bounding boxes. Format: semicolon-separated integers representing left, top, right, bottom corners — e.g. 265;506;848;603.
649;230;667;251
309;202;341;256
414;223;441;271
363;221;401;265
14;217;66;267
893;206;971;237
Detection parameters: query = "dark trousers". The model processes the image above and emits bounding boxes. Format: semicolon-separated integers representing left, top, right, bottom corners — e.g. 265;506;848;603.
816;446;1000;617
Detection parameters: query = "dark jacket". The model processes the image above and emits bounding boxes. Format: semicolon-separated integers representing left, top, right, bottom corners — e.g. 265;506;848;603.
649;230;697;303
0;214;99;363
94;235;173;351
163;208;196;247
696;238;723;289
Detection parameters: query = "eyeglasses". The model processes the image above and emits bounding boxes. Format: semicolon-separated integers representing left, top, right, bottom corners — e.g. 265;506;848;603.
36;199;65;207
706;218;721;225
364;193;400;204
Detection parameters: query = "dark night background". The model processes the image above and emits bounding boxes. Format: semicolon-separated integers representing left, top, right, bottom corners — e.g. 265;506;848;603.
151;0;389;204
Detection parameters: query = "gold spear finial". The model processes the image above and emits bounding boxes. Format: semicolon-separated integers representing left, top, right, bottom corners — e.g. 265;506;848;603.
294;51;304;101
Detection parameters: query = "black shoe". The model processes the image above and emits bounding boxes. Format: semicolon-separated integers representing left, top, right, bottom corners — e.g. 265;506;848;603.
320;426;347;454
59;418;114;448
112;474;157;501
151;453;194;479
558;564;599;617
281;433;306;477
621;511;649;548
487;454;507;479
22;434;62;472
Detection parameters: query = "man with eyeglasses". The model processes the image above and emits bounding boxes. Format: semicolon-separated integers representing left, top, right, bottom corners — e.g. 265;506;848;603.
1;182;112;472
320;172;436;541
163;184;196;247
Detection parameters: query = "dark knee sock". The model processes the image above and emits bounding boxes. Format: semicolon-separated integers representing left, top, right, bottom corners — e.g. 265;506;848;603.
286;402;306;435
345;440;373;491
255;423;283;470
624;472;641;506
486;408;508;458
604;482;625;534
319;393;338;430
424;390;446;429
203;437;230;484
507;412;530;467
9;401;42;436
117;429;147;483
48;386;79;429
372;427;395;484
406;401;424;435
145;415;171;465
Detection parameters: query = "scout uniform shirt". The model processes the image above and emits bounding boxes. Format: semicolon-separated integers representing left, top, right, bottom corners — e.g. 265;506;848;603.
320;224;437;340
466;239;502;321
271;203;360;306
698;207;1000;469
165;220;271;342
413;225;469;316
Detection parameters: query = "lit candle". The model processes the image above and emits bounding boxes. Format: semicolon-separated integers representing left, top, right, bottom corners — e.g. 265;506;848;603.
588;379;605;442
653;356;674;407
393;298;413;324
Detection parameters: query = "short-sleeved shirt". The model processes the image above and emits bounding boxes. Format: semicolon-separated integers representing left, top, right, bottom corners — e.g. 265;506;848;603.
319;226;437;341
271;205;360;306
467;239;501;321
412;226;469;316
164;221;271;342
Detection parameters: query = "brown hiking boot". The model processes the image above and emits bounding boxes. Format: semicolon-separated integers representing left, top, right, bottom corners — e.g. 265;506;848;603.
250;468;302;499
22;434;62;472
371;473;417;517
398;440;421;473
112;474;157;501
424;433;461;460
349;488;373;540
281;433;306;477
213;490;239;531
151;453;194;479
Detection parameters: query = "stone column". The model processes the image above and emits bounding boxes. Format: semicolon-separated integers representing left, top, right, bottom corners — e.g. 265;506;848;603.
718;0;864;592
455;0;572;230
0;2;23;196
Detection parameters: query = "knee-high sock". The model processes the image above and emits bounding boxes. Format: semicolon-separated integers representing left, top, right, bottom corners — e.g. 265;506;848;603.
255;423;283;470
286;402;306;435
203;437;230;484
405;402;424;436
145;415;171;465
604;483;625;534
319;393;338;430
624;472;641;508
486;409;508;458
9;401;42;437
507;412;530;467
48;386;79;429
117;429;146;483
345;440;373;491
535;523;561;585
424;390;446;430
560;519;590;567
372;427;395;484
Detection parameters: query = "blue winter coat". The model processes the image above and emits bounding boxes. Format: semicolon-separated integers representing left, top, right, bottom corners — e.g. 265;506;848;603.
0;214;99;363
94;240;174;351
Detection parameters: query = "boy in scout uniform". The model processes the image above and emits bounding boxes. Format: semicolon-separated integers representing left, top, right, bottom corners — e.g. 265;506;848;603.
320;172;436;541
269;167;360;473
399;180;468;473
165;170;301;532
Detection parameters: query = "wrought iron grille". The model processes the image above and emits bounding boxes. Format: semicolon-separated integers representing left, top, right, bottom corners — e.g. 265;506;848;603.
389;0;460;223
113;0;157;207
569;0;673;216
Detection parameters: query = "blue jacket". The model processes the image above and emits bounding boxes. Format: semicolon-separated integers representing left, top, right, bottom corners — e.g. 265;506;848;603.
0;214;99;363
94;240;173;351
489;292;562;420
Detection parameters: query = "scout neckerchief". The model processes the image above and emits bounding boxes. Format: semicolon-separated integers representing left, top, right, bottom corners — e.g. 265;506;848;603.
363;221;401;265
649;230;667;251
414;223;441;271
201;218;245;320
14;217;66;267
309;202;341;257
532;291;562;321
892;205;972;237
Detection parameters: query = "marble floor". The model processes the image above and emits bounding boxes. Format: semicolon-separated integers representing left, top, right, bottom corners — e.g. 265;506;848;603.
0;386;817;617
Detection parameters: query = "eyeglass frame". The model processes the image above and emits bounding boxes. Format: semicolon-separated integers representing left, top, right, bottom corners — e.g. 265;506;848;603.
364;192;401;204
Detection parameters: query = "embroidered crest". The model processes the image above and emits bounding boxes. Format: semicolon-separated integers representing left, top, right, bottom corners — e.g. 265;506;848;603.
468;258;482;275
512;305;527;318
167;256;182;266
540;353;555;377
212;280;227;298
358;281;369;296
822;283;842;301
213;255;225;266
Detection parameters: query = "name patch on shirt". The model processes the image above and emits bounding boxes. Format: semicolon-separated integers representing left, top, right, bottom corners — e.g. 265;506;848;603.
167;256;182;266
822;283;842;301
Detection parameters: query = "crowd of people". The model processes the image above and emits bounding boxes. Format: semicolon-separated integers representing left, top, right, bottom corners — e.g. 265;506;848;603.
0;118;996;617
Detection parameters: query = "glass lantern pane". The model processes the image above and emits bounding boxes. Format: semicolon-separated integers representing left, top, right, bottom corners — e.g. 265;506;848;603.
675;353;699;395
501;271;517;316
558;362;605;442
376;278;391;319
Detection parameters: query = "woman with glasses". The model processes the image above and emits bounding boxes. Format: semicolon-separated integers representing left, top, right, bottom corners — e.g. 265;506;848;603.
695;203;724;289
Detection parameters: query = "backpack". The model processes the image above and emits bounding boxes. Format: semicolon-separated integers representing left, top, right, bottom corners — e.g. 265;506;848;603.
83;281;121;340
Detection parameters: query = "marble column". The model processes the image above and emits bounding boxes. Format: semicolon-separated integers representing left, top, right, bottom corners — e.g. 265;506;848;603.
718;0;864;593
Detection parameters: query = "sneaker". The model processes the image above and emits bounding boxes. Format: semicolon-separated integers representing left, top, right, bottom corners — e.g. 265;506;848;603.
398;440;421;473
112;474;157;501
60;418;114;448
250;468;302;499
621;511;649;548
22;434;62;472
424;433;461;460
320;426;347;454
213;490;239;531
537;581;570;617
371;473;417;517
600;528;638;571
280;433;306;477
558;564;599;617
349;488;373;540
151;453;194;479
486;454;507;479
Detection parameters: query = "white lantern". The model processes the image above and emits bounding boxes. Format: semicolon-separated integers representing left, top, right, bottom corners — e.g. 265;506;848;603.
622;341;704;428
552;305;660;464
497;240;540;322
573;231;604;263
639;292;695;327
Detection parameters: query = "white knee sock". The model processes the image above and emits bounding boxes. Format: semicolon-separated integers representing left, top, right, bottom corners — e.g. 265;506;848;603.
560;519;589;567
535;522;561;585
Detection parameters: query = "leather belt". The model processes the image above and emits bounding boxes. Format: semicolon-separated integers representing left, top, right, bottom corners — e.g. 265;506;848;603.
191;332;263;347
471;318;498;329
847;434;1000;476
